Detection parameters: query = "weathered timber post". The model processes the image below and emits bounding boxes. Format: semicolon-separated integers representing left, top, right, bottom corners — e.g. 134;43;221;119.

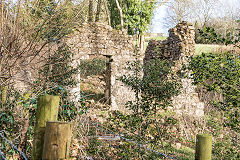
32;95;60;160
195;134;212;160
42;122;73;160
104;55;112;105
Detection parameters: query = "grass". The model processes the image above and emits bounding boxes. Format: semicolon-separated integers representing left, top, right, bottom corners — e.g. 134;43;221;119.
144;36;231;55
145;36;167;42
195;44;221;55
173;145;195;160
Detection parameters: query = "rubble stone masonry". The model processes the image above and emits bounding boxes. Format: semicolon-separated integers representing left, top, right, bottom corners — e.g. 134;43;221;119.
68;21;204;116
144;21;205;117
67;22;136;111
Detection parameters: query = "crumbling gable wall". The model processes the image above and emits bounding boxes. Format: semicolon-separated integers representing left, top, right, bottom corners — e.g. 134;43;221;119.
144;21;205;117
68;22;136;110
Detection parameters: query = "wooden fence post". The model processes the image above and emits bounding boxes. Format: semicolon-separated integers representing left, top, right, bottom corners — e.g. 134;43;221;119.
42;121;73;160
195;134;212;160
32;95;60;160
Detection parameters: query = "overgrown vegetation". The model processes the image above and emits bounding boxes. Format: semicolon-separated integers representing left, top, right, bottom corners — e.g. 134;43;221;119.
186;26;240;159
0;0;86;159
188;52;240;159
189;53;240;132
85;26;240;159
1;0;240;159
81;49;183;159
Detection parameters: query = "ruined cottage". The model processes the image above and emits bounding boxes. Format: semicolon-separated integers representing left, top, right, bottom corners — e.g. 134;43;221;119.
68;22;136;111
67;21;205;116
145;21;204;116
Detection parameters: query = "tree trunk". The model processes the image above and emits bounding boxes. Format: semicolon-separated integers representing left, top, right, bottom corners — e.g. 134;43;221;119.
103;0;111;25
42;122;73;160
88;0;94;22
95;0;102;22
140;34;145;51
32;95;60;160
115;0;124;31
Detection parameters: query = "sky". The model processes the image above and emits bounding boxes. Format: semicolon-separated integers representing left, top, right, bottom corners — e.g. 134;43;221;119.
151;0;240;34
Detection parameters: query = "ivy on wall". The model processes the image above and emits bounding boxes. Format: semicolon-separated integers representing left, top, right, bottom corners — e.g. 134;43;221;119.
189;52;240;132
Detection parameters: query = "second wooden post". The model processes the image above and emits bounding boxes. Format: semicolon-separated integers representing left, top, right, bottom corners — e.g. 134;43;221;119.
32;95;60;160
42;122;73;160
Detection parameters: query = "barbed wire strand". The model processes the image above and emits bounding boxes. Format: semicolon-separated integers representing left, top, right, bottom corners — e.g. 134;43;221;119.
86;120;177;160
0;148;7;160
0;131;28;160
89;120;159;145
88;119;178;160
97;126;177;160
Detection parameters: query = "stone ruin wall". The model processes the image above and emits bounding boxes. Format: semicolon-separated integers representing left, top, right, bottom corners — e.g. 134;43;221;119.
68;22;136;111
68;21;205;116
144;21;205;117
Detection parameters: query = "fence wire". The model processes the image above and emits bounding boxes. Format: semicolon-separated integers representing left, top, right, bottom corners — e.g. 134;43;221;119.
87;120;178;160
0;148;7;160
0;131;28;160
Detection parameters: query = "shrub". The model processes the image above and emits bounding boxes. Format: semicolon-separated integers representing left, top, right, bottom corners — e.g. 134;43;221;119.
188;52;240;159
99;53;182;159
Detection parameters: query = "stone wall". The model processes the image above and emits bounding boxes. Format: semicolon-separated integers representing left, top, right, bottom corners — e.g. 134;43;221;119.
67;22;136;111
144;21;204;117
